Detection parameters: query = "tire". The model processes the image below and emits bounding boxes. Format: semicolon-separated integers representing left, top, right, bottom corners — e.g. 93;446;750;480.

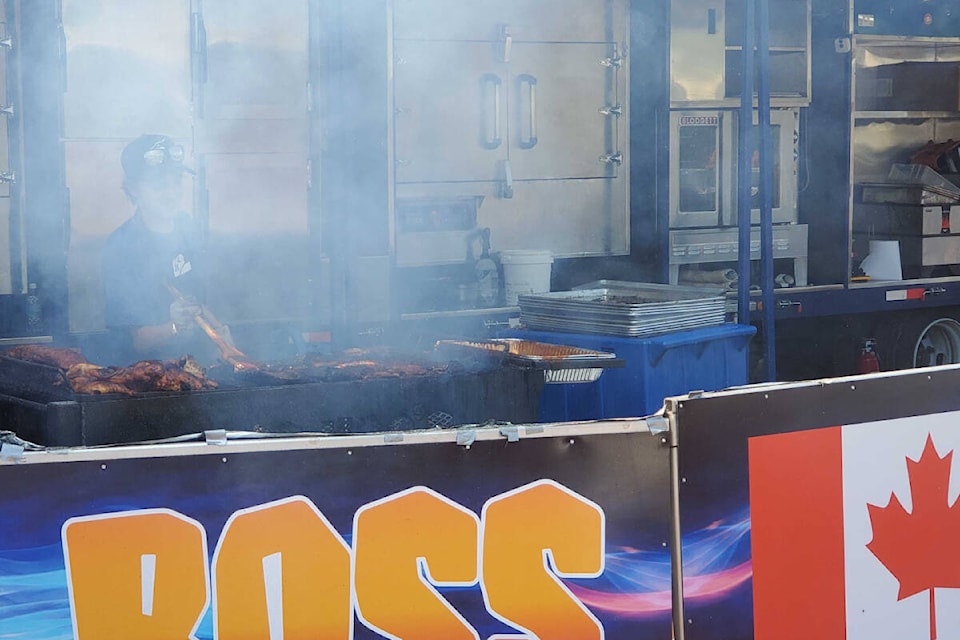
875;312;960;371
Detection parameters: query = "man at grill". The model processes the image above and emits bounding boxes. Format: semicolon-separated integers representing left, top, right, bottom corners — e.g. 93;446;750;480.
102;134;212;365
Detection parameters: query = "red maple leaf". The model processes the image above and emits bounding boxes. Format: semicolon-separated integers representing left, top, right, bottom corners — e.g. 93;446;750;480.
867;433;960;640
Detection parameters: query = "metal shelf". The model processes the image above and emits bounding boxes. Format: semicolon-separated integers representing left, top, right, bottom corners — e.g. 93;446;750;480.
724;45;807;52
854;111;960;120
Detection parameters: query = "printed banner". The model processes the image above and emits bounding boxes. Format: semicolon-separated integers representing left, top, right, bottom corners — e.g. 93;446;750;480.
0;427;672;639
675;367;960;640
751;411;960;640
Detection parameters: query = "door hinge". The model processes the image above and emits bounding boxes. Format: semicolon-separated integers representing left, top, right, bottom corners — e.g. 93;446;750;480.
498;24;512;63
600;54;624;68
599;152;623;166
599;104;622;117
497;159;513;199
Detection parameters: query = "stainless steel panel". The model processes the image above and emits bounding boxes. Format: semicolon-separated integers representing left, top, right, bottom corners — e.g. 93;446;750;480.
194;118;309;155
394;41;508;183
200;0;309;121
62;0;192;139
203;154;310;323
0;197;11;295
672;0;810;107
852;119;960;182
922;236;960;266
668;224;809;286
509;43;618;180
396;230;475;267
670;0;725;104
394;0;616;43
669;225;809;262
203;153;308;235
396;176;629;259
0;18;8;201
926;206;948;235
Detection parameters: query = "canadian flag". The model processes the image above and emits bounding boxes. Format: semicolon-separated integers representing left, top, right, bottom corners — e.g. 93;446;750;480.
750;412;960;640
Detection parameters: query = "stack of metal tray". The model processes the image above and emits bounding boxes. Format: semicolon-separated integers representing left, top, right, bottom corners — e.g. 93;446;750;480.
518;281;727;337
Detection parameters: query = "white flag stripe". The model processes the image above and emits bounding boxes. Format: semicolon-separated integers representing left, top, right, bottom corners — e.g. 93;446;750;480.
262;552;284;640
842;412;960;640
140;554;157;617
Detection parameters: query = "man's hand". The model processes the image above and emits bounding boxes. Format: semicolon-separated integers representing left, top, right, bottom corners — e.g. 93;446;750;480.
169;299;202;335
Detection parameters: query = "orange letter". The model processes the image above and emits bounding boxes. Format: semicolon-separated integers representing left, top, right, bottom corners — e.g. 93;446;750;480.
353;487;480;640
213;496;352;640
62;509;209;640
481;480;606;640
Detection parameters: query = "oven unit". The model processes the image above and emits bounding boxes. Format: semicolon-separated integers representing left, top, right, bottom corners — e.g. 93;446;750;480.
668;107;808;286
670;108;799;228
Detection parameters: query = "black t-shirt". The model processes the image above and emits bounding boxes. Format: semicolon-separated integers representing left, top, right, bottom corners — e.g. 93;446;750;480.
102;212;210;365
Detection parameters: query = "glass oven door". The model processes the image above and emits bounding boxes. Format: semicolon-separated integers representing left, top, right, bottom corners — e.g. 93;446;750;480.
670;111;731;228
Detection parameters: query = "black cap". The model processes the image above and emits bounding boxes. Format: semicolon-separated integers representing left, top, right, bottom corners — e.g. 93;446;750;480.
121;134;194;181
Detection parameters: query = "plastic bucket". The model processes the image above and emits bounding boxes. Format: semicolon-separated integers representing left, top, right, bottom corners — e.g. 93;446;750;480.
500;250;553;305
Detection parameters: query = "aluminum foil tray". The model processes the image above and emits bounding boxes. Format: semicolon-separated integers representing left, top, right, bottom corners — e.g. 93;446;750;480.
518;282;726;337
435;339;619;384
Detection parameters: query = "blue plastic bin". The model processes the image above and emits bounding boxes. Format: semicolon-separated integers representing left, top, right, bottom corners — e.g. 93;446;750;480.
503;324;756;421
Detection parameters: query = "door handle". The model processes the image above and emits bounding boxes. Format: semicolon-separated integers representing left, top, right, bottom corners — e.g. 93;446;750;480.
517;74;538;150
480;74;502;150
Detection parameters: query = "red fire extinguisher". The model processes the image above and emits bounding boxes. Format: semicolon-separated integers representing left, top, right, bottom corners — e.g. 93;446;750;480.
858;338;880;374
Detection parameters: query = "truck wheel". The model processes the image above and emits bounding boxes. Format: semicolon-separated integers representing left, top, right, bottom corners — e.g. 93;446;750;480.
876;314;960;370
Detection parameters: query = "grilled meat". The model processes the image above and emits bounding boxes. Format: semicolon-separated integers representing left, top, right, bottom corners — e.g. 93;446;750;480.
71;379;139;396
5;345;88;369
64;357;217;395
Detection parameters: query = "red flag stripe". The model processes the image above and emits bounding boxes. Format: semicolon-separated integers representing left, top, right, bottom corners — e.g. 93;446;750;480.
749;426;846;639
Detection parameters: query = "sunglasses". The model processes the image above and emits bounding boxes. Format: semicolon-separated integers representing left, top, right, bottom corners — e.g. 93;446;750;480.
142;142;185;167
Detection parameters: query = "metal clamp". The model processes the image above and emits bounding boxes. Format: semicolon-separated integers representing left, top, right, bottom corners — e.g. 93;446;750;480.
0;442;25;462
204;429;228;445
499;425;520;442
646;416;670;435
456;429;477;446
0;172;16;184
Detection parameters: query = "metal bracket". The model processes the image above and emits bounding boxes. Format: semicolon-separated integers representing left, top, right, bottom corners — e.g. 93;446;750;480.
0;38;13;50
384;433;404;444
499;425;520;442
204;429;228;445
0;442;25;462
456;429;477;446
0;172;16;184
